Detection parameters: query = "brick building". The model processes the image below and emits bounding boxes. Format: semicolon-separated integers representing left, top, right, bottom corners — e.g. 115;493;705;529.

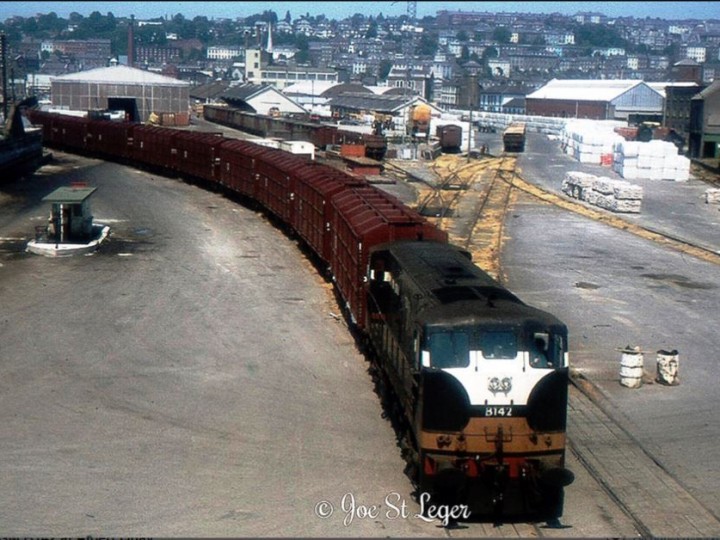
526;79;664;120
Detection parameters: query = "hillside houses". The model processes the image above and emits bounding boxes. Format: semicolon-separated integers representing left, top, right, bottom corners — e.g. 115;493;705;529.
3;7;720;156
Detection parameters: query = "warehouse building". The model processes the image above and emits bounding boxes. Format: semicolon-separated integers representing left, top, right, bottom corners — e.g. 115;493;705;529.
689;79;720;158
326;93;442;134
526;79;664;121
50;64;190;124
220;83;306;115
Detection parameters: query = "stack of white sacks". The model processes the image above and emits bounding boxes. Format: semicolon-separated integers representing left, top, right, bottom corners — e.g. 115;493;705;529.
560;120;626;165
562;171;643;213
559;121;692;182
706;189;720;204
612;140;690;181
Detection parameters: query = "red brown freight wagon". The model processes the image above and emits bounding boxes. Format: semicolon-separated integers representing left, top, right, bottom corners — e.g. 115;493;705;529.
84;120;135;160
51;115;87;152
328;186;447;328
254;148;308;224
292;163;367;262
173;131;225;182
131;125;180;171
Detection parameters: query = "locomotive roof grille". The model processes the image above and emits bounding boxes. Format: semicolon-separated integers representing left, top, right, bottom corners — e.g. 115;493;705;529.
432;285;521;305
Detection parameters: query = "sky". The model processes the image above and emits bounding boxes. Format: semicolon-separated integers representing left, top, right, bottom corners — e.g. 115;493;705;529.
0;1;718;22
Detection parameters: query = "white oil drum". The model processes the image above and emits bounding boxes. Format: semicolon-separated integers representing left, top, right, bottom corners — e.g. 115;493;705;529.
656;349;680;386
620;347;644;388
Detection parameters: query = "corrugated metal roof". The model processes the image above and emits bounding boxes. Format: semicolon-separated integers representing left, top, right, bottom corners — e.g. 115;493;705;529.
321;83;373;98
527;79;649;102
190;81;231;100
328;92;415;113
674;58;700;66
51;65;189;86
328;93;440;114
647;81;700;98
221;83;269;101
365;86;399;95
694;79;720;100
282;81;338;96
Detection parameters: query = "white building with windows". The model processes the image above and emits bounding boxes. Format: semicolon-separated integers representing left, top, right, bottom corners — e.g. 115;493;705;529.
686;46;707;63
207;46;244;60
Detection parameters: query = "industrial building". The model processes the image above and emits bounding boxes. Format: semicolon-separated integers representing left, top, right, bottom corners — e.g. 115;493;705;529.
526;79;664;121
326;93;442;134
689;79;720;159
50;64;190;124
219;83;306;115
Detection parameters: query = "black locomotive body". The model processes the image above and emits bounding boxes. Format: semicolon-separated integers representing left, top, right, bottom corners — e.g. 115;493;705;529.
365;241;573;520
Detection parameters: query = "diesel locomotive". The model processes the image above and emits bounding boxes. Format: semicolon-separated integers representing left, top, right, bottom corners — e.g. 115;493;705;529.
366;241;573;520
26;109;573;523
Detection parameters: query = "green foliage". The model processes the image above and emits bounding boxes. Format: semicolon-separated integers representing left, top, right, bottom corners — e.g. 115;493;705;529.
574;23;627;48
36;12;66;34
350;13;365;29
482;46;499;60
663;41;680;57
79;11;117;36
135;25;167;46
295;33;310;64
415;32;438;56
492;26;511;44
378;58;393;79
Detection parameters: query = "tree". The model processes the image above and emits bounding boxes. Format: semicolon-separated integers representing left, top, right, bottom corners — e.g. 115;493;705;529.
365;21;378;39
378;58;393;80
37;12;65;34
21;17;39;34
664;41;680;59
284;10;291;23
295;33;309;64
457;29;469;42
492;26;511;44
192;15;212;42
262;10;278;24
574;23;626;48
482;46;499;60
416;32;438;57
350;13;365;29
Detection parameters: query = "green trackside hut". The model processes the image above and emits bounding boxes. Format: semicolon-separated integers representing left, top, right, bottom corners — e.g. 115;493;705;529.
42;185;96;243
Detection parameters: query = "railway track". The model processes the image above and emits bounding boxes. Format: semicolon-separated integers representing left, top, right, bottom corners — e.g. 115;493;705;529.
390;154;522;281
441;519;547;538
391;155;517;278
389;154;720;276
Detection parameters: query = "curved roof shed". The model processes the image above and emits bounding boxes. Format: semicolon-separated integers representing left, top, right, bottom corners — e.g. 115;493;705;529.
50;65;190;123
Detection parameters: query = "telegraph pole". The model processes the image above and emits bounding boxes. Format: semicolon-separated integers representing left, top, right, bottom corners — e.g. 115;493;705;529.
467;107;473;162
1;33;7;121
